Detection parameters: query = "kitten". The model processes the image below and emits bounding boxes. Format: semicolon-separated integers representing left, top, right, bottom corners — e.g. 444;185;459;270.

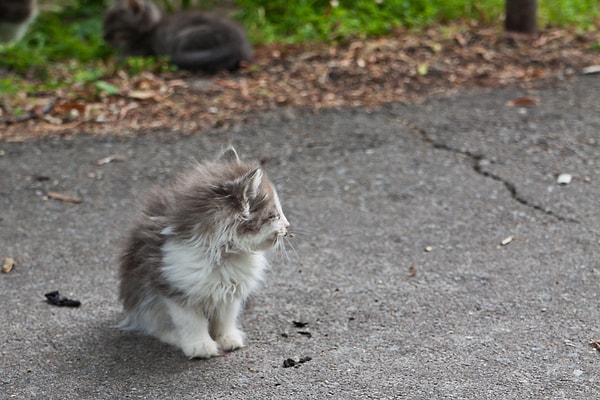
0;0;38;44
119;147;289;359
103;0;253;73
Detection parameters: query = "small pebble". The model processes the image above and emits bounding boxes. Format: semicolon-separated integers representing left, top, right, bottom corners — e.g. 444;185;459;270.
557;173;572;185
500;236;515;246
2;257;16;273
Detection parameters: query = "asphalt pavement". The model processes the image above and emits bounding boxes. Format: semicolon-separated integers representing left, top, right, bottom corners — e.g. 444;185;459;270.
1;75;599;399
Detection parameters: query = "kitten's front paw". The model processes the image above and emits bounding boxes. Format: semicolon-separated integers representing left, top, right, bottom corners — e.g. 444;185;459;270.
180;338;220;359
216;329;245;352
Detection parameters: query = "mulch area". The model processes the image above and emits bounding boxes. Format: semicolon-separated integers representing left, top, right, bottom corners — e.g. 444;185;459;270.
1;23;599;142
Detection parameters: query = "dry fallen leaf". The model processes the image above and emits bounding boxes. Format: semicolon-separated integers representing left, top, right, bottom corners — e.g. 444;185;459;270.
54;101;87;115
454;32;468;47
118;102;140;120
167;79;188;88
127;90;159;100
97;154;127;166
46;191;82;203
409;264;417;277
506;97;537;107
582;65;600;75
2;257;16;273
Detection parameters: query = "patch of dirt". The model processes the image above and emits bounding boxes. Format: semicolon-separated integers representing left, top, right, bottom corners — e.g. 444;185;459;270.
1;23;599;142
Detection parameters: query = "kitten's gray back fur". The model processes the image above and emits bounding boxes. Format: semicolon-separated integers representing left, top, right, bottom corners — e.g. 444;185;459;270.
103;0;252;73
119;187;174;312
0;0;38;43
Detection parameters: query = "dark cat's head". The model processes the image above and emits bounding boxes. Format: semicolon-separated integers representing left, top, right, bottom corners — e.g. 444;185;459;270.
167;147;289;255
103;0;161;50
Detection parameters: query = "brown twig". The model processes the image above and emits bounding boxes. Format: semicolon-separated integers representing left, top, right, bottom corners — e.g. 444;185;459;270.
3;102;55;125
46;191;82;203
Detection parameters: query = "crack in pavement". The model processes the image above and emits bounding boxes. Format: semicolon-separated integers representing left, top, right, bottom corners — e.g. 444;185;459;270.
397;118;579;223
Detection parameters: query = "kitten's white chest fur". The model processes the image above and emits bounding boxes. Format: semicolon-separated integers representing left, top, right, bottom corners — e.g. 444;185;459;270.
161;239;267;308
155;240;269;358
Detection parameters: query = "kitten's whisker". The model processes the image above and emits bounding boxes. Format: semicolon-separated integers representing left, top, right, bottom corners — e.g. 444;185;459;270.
285;231;306;238
275;235;298;264
282;237;292;263
273;236;289;264
280;242;290;264
282;236;299;261
286;226;316;236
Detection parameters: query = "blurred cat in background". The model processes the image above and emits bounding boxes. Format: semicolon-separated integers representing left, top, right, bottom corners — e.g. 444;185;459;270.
0;0;38;44
103;0;252;73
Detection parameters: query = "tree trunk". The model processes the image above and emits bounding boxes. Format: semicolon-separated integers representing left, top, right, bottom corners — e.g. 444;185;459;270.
505;0;537;35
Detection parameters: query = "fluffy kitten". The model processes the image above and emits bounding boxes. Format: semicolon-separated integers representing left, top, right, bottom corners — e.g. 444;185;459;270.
103;0;252;73
119;147;289;359
0;0;38;44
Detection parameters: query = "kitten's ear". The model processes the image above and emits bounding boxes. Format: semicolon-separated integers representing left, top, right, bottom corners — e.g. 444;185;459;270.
239;168;263;216
128;0;143;13
244;168;263;199
217;147;240;164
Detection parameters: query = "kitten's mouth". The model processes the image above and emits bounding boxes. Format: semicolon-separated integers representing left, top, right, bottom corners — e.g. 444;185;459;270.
271;231;288;243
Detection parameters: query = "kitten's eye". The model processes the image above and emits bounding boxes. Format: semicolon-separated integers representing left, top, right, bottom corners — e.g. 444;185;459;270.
267;213;279;221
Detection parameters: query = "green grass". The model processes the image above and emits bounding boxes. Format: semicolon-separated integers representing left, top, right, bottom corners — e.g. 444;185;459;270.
1;1;111;74
0;0;598;104
539;0;600;30
236;0;600;44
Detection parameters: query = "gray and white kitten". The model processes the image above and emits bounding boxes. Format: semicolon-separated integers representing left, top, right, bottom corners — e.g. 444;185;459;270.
119;147;289;359
0;0;38;44
103;0;252;73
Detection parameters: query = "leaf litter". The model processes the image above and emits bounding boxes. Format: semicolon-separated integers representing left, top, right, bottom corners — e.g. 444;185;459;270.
1;24;600;141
